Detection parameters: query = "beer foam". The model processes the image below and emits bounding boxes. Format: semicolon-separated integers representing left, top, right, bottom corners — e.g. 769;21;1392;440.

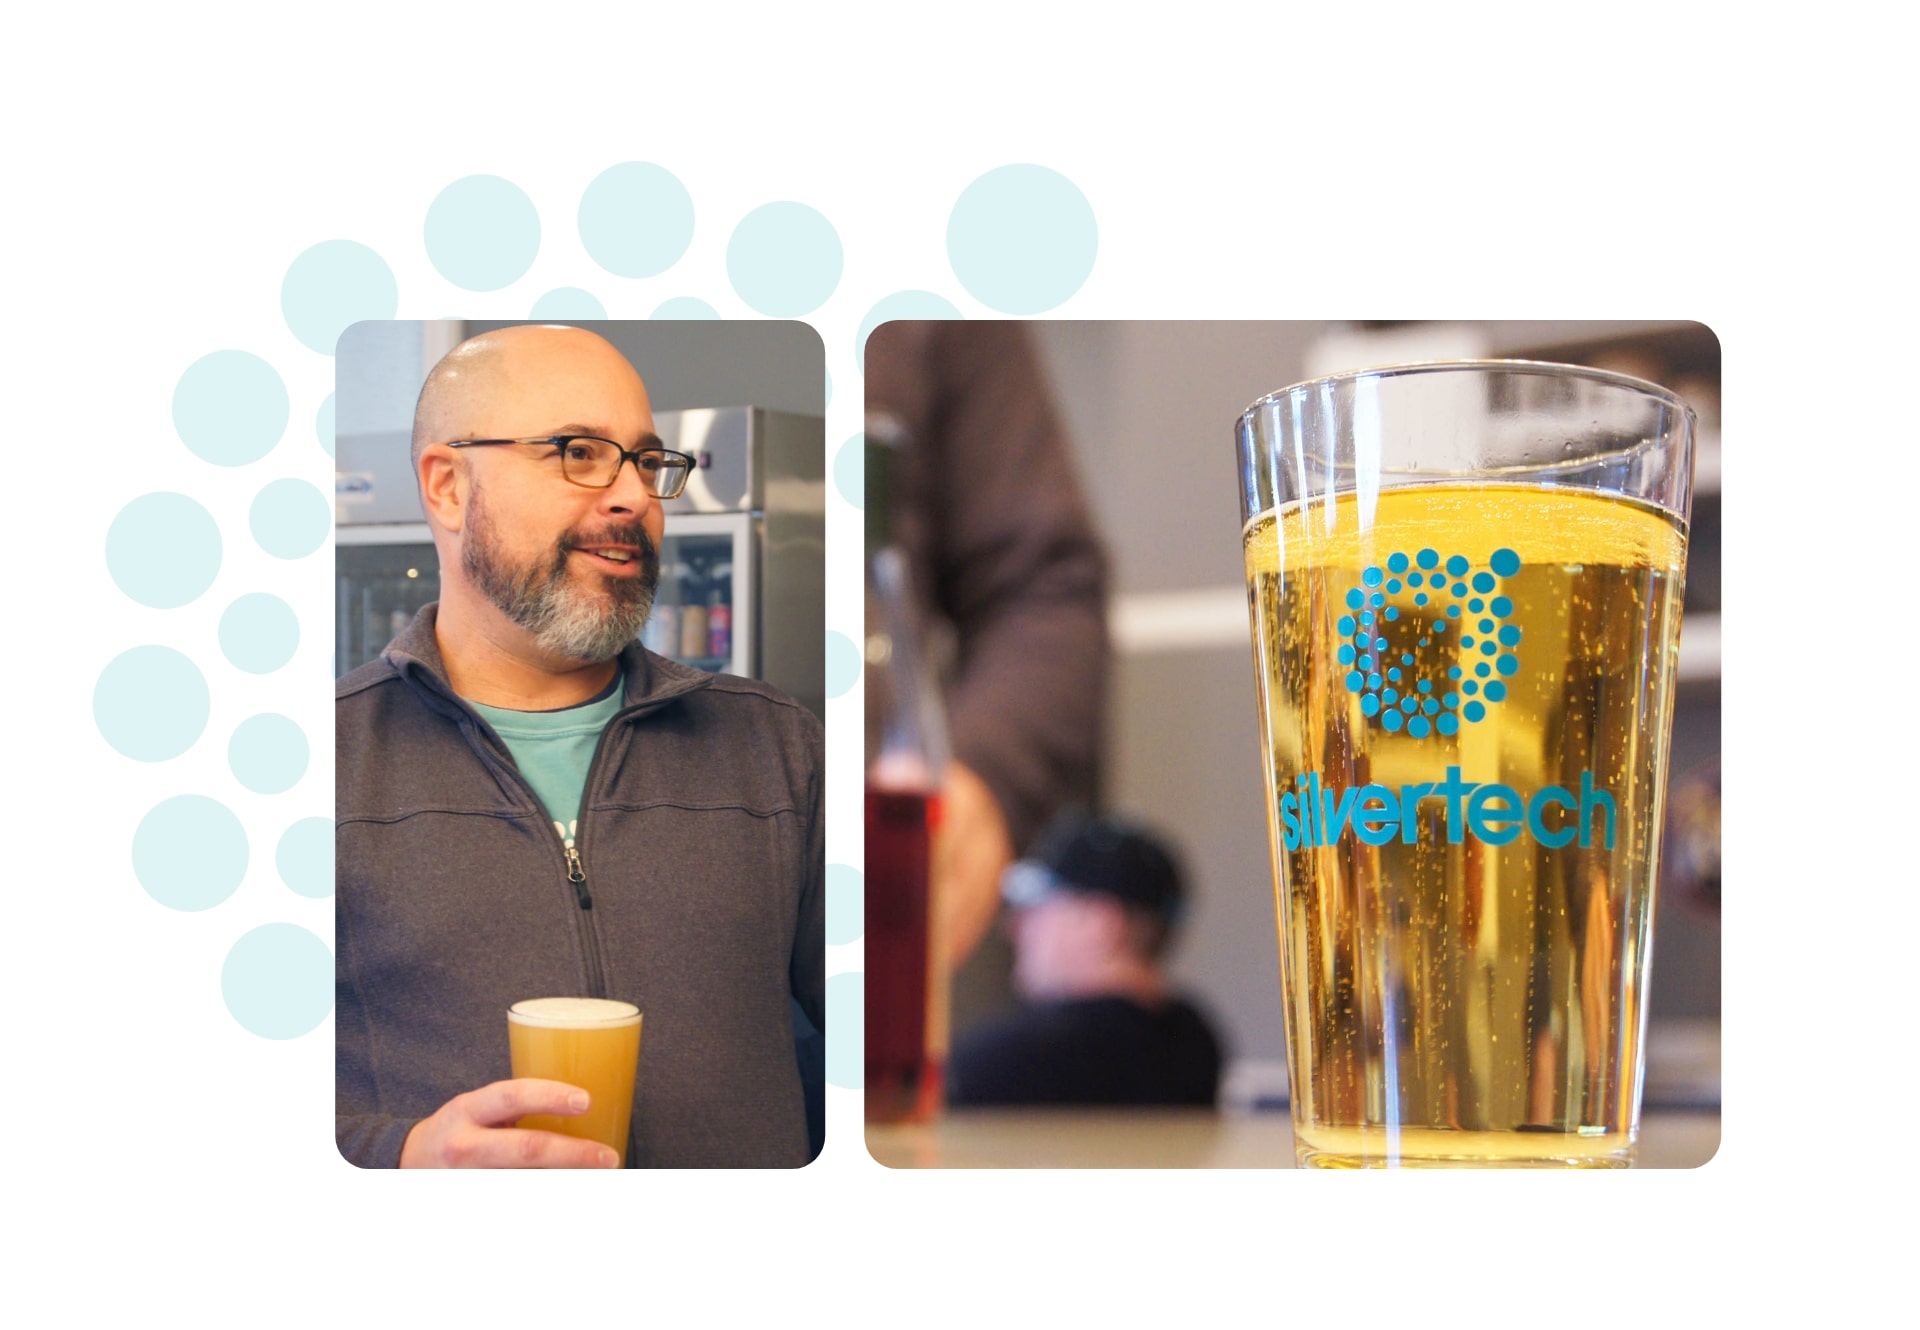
507;996;642;1028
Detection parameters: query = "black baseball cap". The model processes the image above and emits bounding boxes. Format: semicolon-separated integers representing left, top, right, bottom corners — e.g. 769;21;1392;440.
1000;812;1186;924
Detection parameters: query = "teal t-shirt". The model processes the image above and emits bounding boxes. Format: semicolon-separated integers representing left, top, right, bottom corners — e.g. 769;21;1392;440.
468;674;625;843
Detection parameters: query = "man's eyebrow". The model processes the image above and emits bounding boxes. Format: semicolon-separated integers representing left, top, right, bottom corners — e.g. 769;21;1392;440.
542;426;667;449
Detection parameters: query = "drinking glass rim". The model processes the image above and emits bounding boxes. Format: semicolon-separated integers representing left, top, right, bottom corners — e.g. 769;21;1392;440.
507;997;642;1027
1238;358;1696;425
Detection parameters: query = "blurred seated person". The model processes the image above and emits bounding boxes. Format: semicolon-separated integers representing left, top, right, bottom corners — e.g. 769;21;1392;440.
946;813;1223;1107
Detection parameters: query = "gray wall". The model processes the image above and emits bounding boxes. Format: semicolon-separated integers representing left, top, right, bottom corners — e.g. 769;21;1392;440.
463;320;825;418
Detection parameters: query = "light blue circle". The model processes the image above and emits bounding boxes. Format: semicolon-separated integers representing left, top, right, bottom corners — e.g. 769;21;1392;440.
1417;549;1439;570
1337;644;1355;665
1346;588;1364;610
855;290;963;371
825;971;862;1088
1491;548;1521;577
1465;701;1486;722
219;593;300;674
826;862;863;945
1385;606;1400;621
1491;596;1514;617
1360;694;1380;717
1408;717;1431;738
229;713;309;794
651;296;720;319
1345;670;1364;693
1497;653;1520;676
1473;572;1496;593
317;393;335;458
280;240;399;354
250;478;330;559
94;647;209;761
824;630;861;699
833;432;864;508
529;287;606;320
1447;555;1469;577
1363;567;1383;588
1383;710;1404;733
947;164;1097;314
107;493;222;608
173;351;289;467
1388;553;1410;574
275;817;334;899
222;923;333;1040
1337;615;1356;636
424;175;541;291
1439;714;1460;736
578;162;695;278
726;202;842;317
1499;625;1522;647
133;795;247;912
1485;681;1509;703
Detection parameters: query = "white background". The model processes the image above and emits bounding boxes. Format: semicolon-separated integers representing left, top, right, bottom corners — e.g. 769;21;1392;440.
5;2;1905;1321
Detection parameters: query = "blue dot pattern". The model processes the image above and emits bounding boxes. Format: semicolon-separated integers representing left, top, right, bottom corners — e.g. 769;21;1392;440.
134;795;248;912
173;351;288;467
825;862;864;945
577;162;695;278
108;493;222;609
222;924;333;1039
726;201;843;317
424;175;541;291
94;646;210;761
824;972;863;1088
107;160;1102;1060
249;479;330;560
281;240;399;354
833;432;865;509
1341;547;1523;739
529;287;607;320
824;630;861;699
275;817;335;899
219;593;300;674
946;165;1097;313
229;713;309;794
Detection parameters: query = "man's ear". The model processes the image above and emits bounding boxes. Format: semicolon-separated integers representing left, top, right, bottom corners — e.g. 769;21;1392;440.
418;444;467;533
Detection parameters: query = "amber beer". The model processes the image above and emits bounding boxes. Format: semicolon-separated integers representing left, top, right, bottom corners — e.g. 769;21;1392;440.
507;997;644;1165
1236;363;1694;1168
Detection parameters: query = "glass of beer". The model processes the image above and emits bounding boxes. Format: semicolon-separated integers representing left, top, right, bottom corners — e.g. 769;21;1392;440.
507;997;644;1166
1236;361;1693;1168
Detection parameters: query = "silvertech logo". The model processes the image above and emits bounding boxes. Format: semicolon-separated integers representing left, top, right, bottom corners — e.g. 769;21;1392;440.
1339;546;1524;738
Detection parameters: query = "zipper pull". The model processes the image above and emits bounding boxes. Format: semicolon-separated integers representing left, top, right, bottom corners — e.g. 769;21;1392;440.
565;846;593;909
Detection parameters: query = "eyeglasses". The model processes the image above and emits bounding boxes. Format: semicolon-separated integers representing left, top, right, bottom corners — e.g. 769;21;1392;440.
445;436;694;499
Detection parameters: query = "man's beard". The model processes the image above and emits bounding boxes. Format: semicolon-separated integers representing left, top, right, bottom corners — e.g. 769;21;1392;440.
462;485;659;663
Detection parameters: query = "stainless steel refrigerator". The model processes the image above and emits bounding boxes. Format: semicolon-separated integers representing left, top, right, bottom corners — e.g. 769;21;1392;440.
335;407;825;717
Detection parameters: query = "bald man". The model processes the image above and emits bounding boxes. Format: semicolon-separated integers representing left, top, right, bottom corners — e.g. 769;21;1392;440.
336;326;824;1168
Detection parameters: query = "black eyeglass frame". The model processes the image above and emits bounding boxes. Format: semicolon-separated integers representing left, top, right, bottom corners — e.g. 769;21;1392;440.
443;436;695;498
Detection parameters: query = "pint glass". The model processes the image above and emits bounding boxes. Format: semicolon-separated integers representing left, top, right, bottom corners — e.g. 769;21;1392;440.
507;997;644;1165
1236;362;1693;1168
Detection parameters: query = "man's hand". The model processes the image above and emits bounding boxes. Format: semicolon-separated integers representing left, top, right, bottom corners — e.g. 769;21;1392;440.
399;1079;620;1169
933;761;1016;967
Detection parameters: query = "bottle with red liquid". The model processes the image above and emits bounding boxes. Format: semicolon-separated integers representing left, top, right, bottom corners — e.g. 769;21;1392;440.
865;419;950;1124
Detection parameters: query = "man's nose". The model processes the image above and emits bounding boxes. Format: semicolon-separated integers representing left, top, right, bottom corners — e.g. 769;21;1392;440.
599;452;658;513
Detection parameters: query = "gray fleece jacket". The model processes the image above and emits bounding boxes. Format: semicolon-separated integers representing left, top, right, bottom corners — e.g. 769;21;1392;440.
335;606;824;1168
